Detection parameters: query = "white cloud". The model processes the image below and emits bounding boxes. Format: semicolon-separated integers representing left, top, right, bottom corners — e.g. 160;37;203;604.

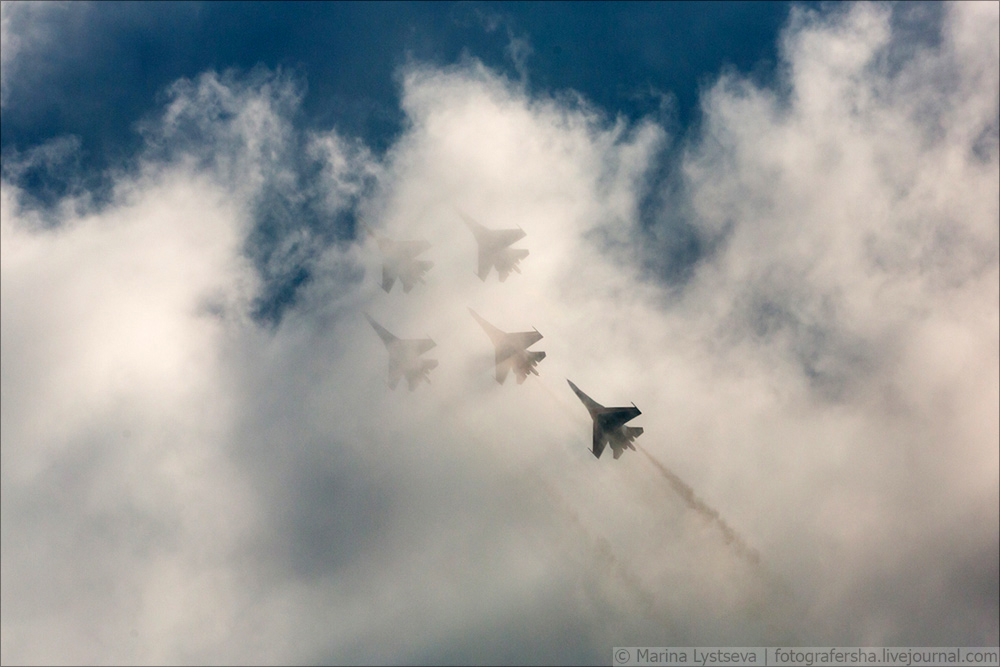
1;2;997;663
1;161;263;662
672;0;998;644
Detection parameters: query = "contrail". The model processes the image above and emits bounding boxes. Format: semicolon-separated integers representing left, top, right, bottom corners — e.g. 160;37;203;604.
638;445;762;568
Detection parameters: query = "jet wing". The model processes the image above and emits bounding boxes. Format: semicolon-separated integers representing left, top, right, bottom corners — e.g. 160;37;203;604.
474;326;542;358
458;211;485;234
394;239;431;257
596;405;642;431
365;314;398;346
405;338;436;356
491;227;527;248
460;212;525;247
469;309;504;343
505;329;543;350
592;422;608;459
568;380;604;415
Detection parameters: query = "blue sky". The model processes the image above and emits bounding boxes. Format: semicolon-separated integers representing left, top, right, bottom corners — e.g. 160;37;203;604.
2;2;998;664
1;1;805;323
2;2;796;165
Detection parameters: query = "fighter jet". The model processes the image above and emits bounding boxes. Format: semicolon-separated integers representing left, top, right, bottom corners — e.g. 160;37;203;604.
365;225;433;293
365;313;438;390
567;380;643;459
459;212;529;281
469;308;546;384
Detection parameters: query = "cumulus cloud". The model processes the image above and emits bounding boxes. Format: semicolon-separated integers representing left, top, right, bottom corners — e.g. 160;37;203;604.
666;1;999;644
2;2;997;664
1;160;261;662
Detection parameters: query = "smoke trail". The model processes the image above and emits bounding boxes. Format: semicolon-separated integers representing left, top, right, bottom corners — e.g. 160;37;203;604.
532;473;662;620
638;445;762;568
637;445;812;642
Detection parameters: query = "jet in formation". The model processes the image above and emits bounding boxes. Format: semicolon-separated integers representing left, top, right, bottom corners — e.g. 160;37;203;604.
365;313;438;390
365;225;433;293
469;309;546;384
567;380;643;459
459;212;529;281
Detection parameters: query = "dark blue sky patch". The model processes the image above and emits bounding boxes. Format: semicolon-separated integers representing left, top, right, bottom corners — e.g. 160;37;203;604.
241;128;374;325
872;1;947;78
245;180;362;326
247;208;366;327
2;1;812;324
2;1;801;190
511;1;796;127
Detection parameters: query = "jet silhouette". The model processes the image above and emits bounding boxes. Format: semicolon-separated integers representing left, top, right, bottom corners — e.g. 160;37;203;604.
365;313;438;390
567;380;643;459
459;212;529;281
469;308;546;384
364;225;433;293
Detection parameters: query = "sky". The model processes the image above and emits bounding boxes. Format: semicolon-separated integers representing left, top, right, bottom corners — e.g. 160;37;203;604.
1;1;998;665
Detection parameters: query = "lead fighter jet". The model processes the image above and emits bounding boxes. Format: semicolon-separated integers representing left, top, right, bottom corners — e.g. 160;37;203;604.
469;309;546;384
364;225;433;293
365;313;438;390
567;380;643;459
459;212;529;281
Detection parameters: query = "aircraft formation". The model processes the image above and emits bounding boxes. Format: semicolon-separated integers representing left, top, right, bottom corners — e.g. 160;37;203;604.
366;212;643;460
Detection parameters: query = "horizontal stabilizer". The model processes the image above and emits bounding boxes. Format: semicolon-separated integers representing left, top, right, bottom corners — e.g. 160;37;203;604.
527;350;546;375
381;270;397;293
517;350;546;382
